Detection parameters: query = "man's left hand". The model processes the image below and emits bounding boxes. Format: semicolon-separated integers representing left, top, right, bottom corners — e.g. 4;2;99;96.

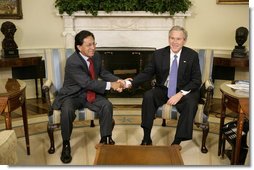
166;92;183;105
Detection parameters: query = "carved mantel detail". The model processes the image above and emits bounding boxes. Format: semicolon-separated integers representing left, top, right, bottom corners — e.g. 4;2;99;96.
59;11;191;48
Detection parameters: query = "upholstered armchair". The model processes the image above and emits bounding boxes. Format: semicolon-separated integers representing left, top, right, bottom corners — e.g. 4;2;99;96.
155;49;214;153
42;49;114;154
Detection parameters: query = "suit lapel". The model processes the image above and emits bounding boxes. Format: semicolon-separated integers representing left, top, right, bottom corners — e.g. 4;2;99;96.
178;47;188;79
77;52;90;73
162;47;171;83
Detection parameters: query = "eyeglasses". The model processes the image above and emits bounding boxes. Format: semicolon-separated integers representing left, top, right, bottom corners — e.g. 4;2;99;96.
84;42;97;48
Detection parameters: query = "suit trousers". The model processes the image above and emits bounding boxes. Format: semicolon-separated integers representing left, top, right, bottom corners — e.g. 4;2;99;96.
141;87;199;141
60;94;113;141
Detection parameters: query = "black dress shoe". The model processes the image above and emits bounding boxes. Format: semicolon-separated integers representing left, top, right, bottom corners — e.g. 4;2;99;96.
99;136;107;144
141;139;152;145
60;145;72;164
99;136;115;145
108;136;115;145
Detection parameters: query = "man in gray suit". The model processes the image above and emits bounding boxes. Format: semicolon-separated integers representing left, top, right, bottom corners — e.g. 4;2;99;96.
125;26;202;150
52;30;124;163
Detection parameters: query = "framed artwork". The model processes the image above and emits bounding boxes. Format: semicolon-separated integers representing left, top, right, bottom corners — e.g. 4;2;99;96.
217;0;248;4
0;0;23;19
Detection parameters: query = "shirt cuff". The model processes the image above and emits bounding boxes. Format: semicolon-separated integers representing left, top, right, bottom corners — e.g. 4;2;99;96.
125;80;132;88
106;82;111;90
180;90;191;95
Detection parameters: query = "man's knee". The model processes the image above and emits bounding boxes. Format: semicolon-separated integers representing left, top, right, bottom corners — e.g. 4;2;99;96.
143;90;155;101
102;100;113;113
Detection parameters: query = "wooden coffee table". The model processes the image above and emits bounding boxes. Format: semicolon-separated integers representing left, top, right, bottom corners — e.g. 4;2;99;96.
94;145;184;165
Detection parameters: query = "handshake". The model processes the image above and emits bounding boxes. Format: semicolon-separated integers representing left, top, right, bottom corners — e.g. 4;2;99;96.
110;78;132;92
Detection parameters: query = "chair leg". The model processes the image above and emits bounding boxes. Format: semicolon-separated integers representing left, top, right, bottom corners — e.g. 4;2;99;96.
201;124;209;153
47;124;55;154
221;134;226;158
112;119;115;131
90;120;95;127
162;119;166;127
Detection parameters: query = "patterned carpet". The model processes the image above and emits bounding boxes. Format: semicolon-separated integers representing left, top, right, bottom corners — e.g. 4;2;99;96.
0;98;235;138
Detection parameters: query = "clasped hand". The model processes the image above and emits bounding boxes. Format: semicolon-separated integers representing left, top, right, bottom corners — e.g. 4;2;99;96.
110;78;133;92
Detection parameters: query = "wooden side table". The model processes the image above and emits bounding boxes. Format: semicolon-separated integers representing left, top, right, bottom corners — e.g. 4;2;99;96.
0;56;45;101
218;81;249;164
0;78;30;155
213;56;249;80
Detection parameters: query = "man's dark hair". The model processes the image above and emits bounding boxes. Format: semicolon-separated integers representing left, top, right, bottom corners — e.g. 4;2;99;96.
74;30;95;53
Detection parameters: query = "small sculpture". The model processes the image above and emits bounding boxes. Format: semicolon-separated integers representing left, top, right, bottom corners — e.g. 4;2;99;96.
1;21;19;58
231;27;249;58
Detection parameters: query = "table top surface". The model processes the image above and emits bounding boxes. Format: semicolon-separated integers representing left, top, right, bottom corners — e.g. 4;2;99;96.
220;81;249;99
94;144;184;165
0;56;42;68
0;78;26;97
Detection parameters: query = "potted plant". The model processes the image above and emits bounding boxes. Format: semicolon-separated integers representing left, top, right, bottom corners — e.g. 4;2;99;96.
55;0;192;16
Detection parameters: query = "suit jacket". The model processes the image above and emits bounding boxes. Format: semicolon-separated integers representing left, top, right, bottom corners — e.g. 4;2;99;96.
52;51;119;109
132;46;202;93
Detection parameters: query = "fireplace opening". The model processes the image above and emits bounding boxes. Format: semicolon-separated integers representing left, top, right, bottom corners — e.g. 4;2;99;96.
97;47;155;98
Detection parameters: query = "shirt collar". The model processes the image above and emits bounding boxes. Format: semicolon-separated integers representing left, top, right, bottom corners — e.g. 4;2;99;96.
170;49;182;58
79;52;89;62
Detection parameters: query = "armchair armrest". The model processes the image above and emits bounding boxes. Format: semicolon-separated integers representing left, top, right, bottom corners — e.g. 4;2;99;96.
42;79;54;115
201;79;214;116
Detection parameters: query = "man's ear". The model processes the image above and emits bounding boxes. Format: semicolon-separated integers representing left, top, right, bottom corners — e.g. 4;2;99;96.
77;45;81;52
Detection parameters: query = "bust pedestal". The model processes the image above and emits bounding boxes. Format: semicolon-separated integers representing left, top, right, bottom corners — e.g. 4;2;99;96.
1;49;19;58
231;46;248;58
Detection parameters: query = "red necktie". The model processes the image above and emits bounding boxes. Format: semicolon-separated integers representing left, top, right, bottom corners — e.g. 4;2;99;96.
87;58;96;103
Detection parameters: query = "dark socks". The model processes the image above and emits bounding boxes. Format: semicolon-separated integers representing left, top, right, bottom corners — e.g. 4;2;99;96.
172;138;182;145
63;140;70;147
143;127;152;142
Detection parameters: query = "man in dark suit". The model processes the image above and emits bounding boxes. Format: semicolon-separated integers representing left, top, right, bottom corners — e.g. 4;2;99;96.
125;26;202;149
52;30;124;163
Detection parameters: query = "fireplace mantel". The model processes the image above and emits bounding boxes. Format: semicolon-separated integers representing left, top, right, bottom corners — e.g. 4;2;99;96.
60;11;191;49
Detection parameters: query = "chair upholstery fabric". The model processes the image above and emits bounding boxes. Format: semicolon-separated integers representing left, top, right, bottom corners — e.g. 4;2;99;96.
0;130;18;164
155;49;214;153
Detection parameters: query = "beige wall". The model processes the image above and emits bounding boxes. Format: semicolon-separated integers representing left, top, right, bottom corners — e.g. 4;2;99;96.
0;0;249;99
0;0;249;50
185;0;249;50
0;0;64;49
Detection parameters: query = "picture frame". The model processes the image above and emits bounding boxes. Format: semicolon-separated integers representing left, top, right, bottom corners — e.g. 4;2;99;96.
217;0;249;4
0;0;23;19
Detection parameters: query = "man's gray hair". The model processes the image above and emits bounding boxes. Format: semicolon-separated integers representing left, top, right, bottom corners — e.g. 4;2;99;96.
168;26;188;40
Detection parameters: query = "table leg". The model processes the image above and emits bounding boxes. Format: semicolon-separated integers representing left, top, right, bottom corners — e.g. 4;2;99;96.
218;94;226;156
4;111;12;129
21;101;30;155
34;78;39;99
233;111;244;164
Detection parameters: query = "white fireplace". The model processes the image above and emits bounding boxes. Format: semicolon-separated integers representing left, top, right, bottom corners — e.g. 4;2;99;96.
60;11;191;49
